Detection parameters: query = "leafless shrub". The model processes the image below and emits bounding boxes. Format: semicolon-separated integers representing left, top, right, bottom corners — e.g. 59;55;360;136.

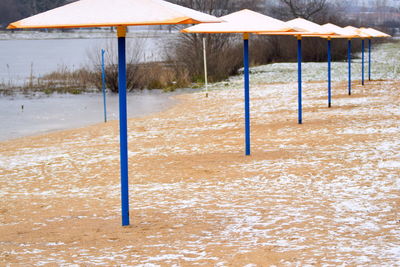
165;0;261;84
166;33;243;83
86;38;145;92
136;61;190;91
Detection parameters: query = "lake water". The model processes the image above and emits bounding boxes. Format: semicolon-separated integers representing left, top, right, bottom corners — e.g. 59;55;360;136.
0;31;173;84
0;90;182;141
0;31;185;141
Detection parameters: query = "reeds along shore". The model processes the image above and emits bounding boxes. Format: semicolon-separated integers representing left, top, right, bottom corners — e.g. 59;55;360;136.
0;61;192;95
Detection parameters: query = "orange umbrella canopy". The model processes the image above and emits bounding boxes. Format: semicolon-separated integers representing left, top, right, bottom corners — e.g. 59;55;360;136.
285;18;335;36
8;0;220;29
344;26;371;38
256;17;335;37
360;27;391;38
182;9;298;34
321;23;359;38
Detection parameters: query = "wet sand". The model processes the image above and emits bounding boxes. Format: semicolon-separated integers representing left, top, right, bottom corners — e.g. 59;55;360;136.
1;79;399;265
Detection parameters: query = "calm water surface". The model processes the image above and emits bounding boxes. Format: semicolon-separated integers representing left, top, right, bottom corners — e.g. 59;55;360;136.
0;34;168;84
0;32;182;141
0;90;181;141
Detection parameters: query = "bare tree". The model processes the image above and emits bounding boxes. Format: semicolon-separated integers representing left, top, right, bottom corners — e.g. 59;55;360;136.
166;0;263;82
0;0;68;28
269;0;328;21
87;38;146;92
374;0;389;25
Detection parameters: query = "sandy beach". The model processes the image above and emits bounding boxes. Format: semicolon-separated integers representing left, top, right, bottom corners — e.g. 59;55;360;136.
1;74;399;265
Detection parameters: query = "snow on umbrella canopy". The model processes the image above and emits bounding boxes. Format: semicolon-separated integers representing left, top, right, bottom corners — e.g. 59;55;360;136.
321;23;359;38
344;26;372;38
181;9;297;33
7;0;220;29
360;27;391;38
285;18;335;36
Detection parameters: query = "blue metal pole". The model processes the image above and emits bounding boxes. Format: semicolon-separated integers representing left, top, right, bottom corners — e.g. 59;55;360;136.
297;36;302;124
368;38;371;81
243;33;250;156
101;49;107;123
328;38;332;108
117;26;130;226
348;39;352;95
361;39;365;85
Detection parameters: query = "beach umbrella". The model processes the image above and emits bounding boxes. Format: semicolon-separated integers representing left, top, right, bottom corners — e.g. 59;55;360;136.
359;28;391;81
343;26;371;92
284;18;334;123
182;9;300;156
8;0;220;227
321;23;358;107
257;19;334;121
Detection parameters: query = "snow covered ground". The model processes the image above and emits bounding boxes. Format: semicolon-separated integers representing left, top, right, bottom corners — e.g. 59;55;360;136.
210;40;400;91
0;40;399;265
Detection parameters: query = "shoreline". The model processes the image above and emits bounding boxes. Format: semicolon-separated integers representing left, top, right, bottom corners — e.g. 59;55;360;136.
0;29;178;40
0;89;191;142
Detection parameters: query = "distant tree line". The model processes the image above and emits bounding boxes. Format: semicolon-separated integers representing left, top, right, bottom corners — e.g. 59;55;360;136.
0;0;69;28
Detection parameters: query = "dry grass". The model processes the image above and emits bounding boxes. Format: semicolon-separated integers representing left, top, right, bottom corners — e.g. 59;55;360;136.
0;66;97;96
